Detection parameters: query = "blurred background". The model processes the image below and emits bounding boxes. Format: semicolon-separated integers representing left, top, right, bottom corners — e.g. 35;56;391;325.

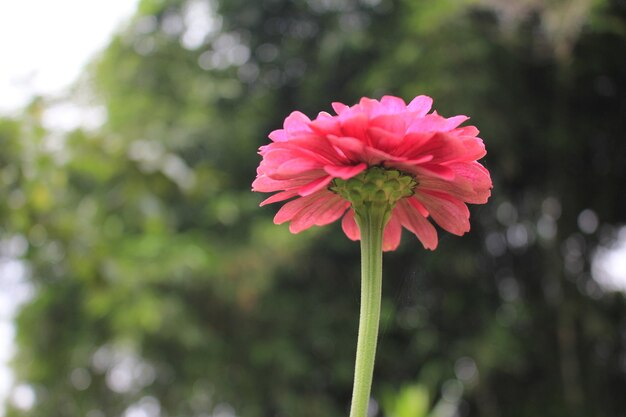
1;0;625;416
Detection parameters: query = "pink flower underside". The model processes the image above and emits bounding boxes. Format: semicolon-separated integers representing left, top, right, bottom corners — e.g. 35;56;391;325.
253;95;493;250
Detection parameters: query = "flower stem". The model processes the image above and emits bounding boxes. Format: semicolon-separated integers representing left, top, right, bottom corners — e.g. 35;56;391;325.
349;206;387;417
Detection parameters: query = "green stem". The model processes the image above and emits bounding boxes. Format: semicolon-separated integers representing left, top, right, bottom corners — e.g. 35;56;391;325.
349;206;388;417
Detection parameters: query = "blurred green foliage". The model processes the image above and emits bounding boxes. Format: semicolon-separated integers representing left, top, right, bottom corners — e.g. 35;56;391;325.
381;384;430;417
2;0;626;416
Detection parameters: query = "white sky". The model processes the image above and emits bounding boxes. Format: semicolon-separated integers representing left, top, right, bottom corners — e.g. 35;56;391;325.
0;0;139;114
0;1;139;414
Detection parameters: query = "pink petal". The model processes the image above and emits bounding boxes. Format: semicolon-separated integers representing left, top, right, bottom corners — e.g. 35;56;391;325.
407;95;433;116
327;135;365;160
332;102;349;115
406;114;445;132
418;161;492;204
414;191;470;236
417;177;477;204
413;164;456;180
314;199;350;226
395;200;438;250
268;129;288;142
448;161;491;186
252;174;317;192
367;126;403;151
403;155;434;164
394;132;436;157
274;193;320;225
290;192;350;233
261;148;298;167
340;113;369;140
440;115;469;131
259;189;299;206
279;138;346;165
272;158;322;179
341;209;360;241
407;114;469;133
447;161;493;203
370;114;407;135
408;197;429;217
382;216;402;251
284;111;312;136
309;112;341;136
298;175;334;196
358;97;381;116
404;133;468;164
324;163;367;180
388;162;456;181
453;125;479;137
318;111;335;118
380;95;407;112
459;137;487;161
363;145;406;165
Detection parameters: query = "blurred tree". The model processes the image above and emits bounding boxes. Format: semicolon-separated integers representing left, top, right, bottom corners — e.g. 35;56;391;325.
2;0;625;417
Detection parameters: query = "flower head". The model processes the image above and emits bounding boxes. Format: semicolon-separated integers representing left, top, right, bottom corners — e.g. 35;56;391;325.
252;95;492;251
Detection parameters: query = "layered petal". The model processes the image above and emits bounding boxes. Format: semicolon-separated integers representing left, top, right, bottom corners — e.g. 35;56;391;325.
275;190;348;232
414;191;470;236
382;216;402;251
407;95;433;116
289;192;350;233
298;175;334;196
324;163;368;180
260;189;300;206
395;199;438;250
341;209;360;241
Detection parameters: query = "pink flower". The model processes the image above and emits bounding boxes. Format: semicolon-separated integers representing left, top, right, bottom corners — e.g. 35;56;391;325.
252;95;492;251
